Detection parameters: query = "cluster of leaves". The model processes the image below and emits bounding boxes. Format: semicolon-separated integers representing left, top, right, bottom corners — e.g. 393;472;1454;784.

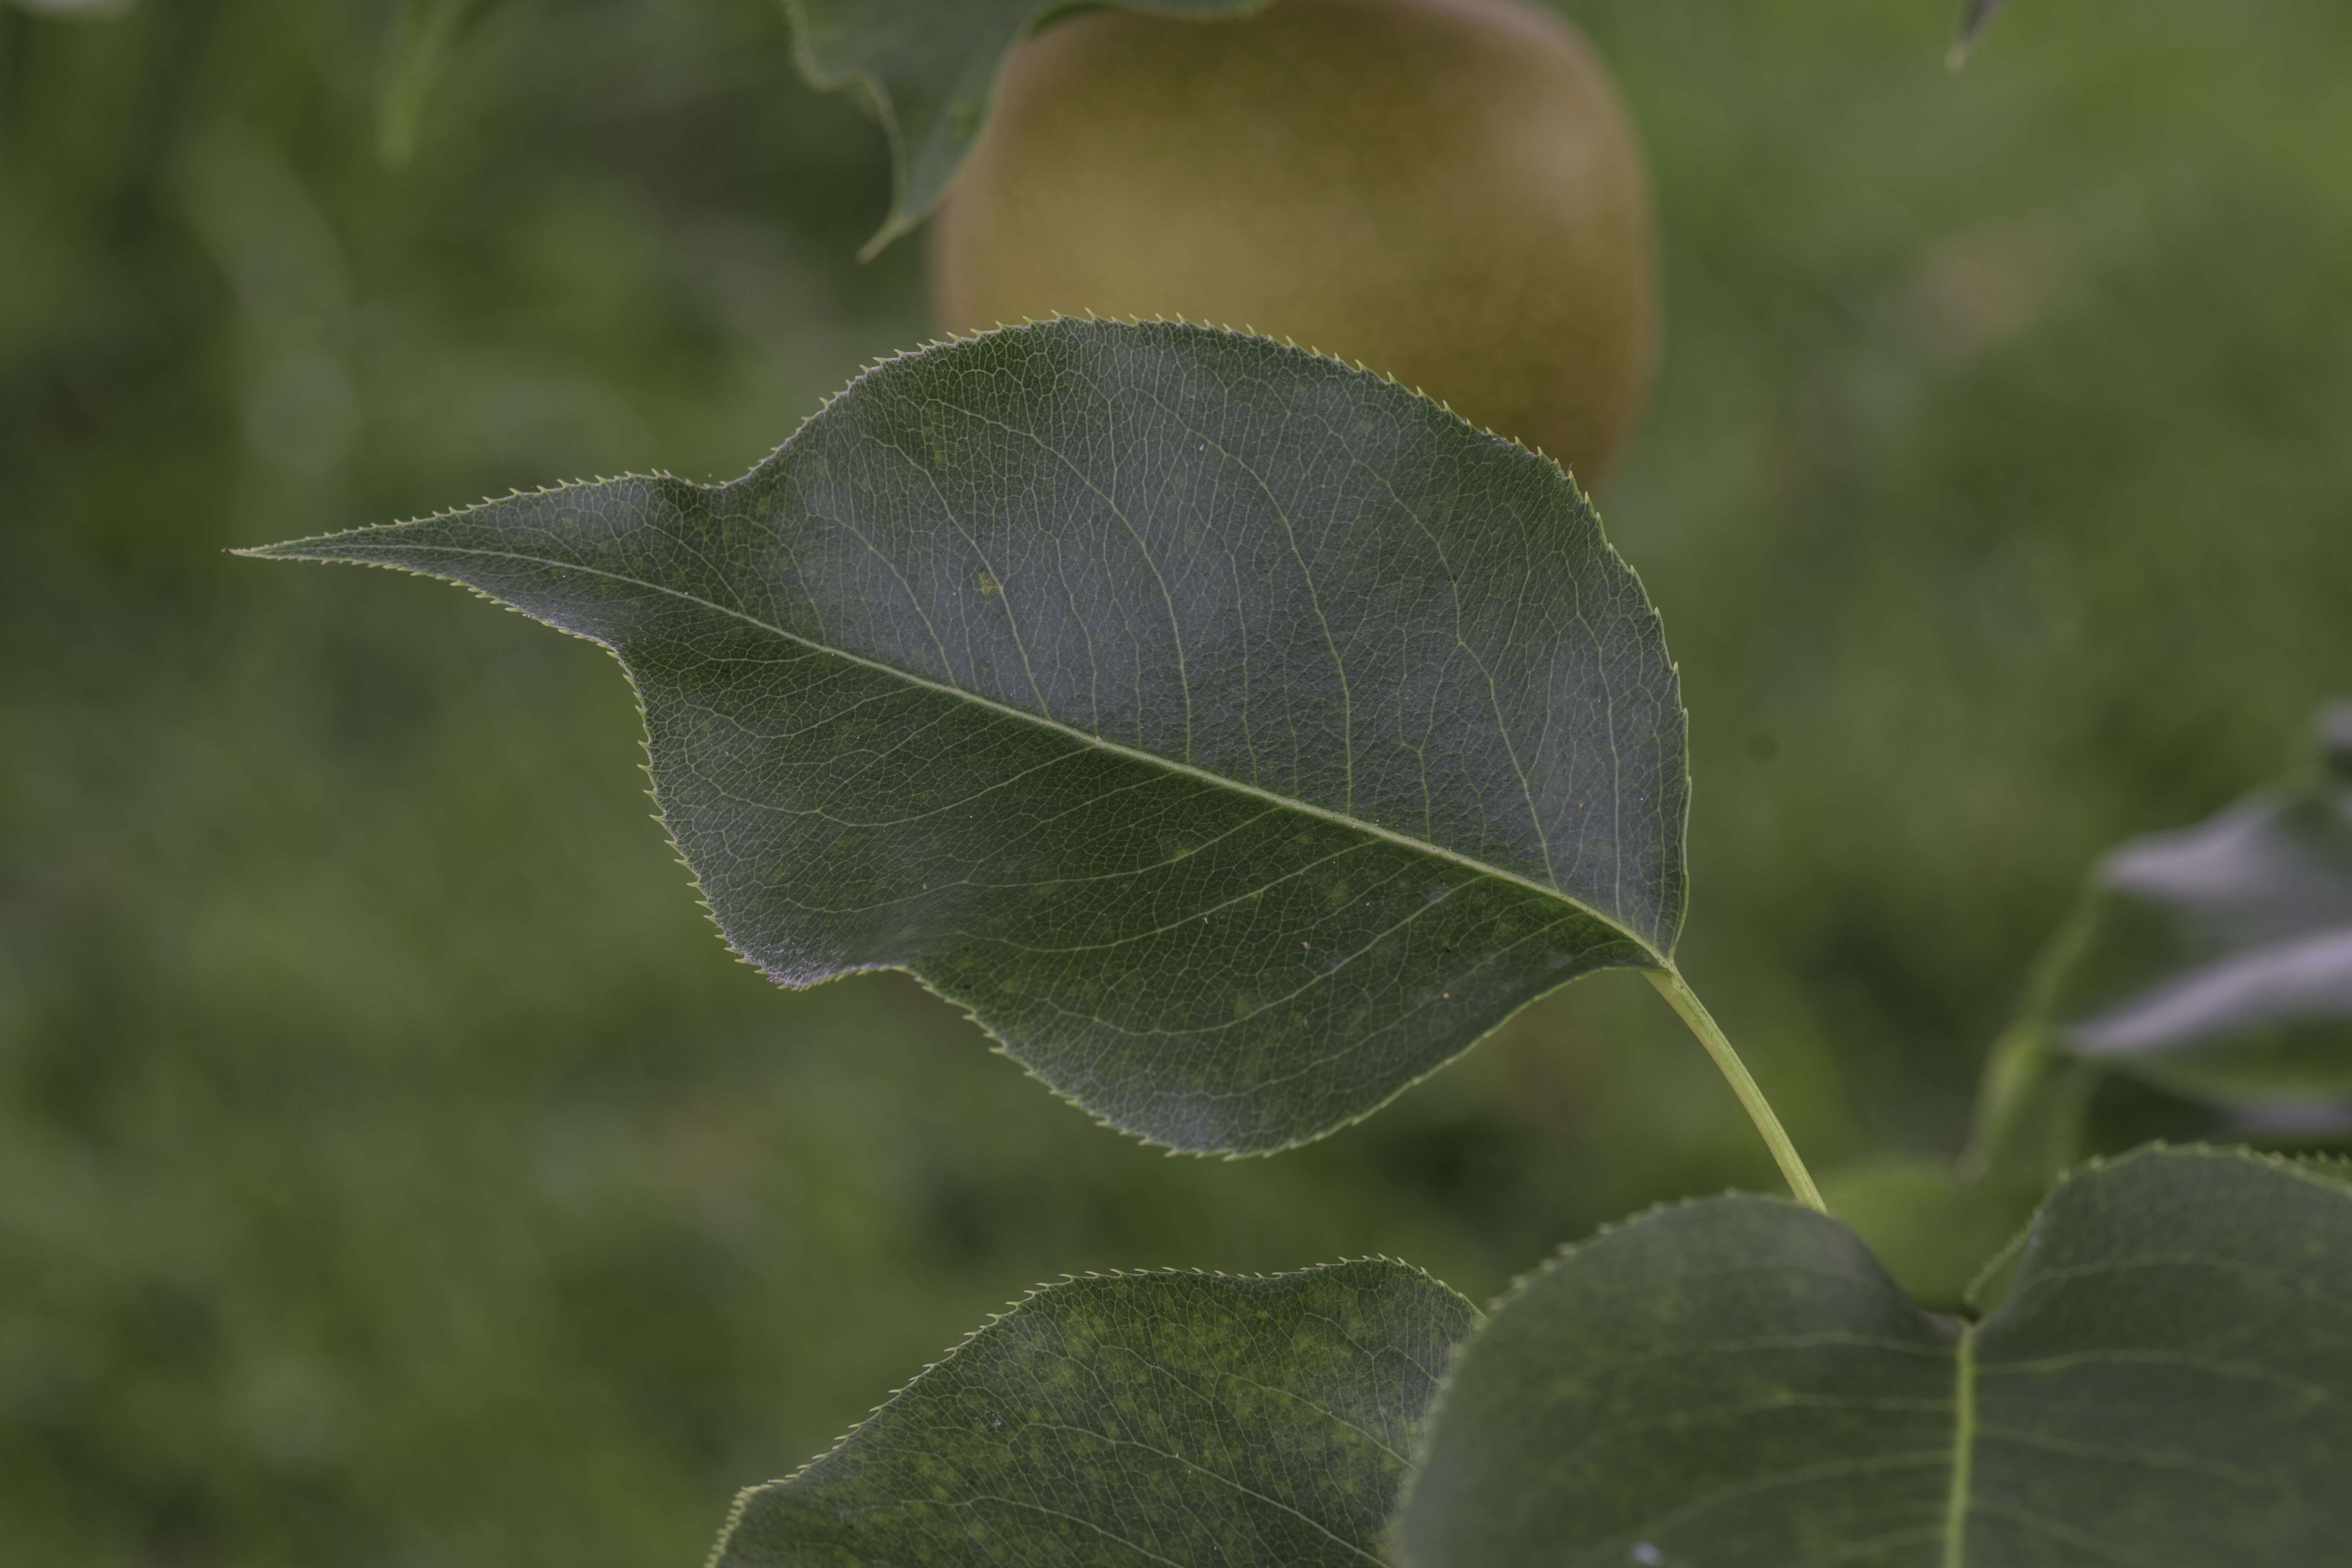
706;1145;2352;1568
238;1;2349;1557
250;317;2352;1562
1824;703;2352;1306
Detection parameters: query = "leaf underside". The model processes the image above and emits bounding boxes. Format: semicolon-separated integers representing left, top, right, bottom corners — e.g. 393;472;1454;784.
784;0;1268;255
713;1261;1477;1567
245;319;1687;1155
2033;702;2352;1108
1399;1146;2352;1567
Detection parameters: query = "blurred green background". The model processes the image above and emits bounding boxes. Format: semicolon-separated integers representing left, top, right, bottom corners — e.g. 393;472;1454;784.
4;0;2348;1561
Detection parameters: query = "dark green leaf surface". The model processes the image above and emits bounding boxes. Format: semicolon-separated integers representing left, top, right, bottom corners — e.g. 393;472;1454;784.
784;0;1265;255
713;1260;1475;1567
244;319;1688;1154
1399;1146;2352;1567
2029;702;2352;1107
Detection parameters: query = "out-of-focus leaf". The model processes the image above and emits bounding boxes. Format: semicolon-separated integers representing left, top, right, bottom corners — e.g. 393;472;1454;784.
377;0;486;169
713;1260;1475;1567
784;0;1268;256
1816;1152;2043;1310
9;0;134;17
2029;702;2352;1108
1946;0;2007;71
1399;1145;2352;1567
243;318;1688;1156
1956;1023;2099;1185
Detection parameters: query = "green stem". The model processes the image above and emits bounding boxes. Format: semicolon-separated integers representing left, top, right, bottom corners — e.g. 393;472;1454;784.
1645;967;1827;1213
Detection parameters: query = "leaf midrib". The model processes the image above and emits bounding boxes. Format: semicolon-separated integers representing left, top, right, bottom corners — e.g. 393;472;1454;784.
1943;1322;1977;1568
268;537;1666;964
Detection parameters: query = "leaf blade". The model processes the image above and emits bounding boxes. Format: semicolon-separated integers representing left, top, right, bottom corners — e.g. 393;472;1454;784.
1962;1149;2352;1564
244;319;1688;1154
713;1261;1477;1568
1400;1194;1958;1566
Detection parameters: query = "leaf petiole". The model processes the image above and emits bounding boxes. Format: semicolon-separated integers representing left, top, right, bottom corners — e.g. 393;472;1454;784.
1645;967;1827;1212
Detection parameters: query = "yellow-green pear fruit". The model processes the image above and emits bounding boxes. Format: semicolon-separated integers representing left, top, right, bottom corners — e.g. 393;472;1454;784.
927;0;1659;490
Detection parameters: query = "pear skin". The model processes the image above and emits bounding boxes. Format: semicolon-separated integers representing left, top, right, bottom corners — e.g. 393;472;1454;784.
928;0;1659;490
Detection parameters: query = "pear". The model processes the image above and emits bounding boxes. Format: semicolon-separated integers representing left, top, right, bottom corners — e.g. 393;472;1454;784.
928;0;1659;490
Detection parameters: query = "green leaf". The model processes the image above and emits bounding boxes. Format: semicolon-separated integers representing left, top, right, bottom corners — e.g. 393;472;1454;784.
785;0;1267;257
1398;1145;2352;1567
242;318;1688;1155
2027;702;2352;1109
713;1259;1476;1567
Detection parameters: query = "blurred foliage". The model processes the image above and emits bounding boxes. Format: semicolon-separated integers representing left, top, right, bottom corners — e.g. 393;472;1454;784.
2;0;2348;1563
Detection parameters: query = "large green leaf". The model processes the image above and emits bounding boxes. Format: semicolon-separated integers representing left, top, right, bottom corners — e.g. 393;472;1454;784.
244;318;1688;1155
1398;1145;2352;1566
784;0;1266;256
713;1260;1475;1566
2028;702;2352;1109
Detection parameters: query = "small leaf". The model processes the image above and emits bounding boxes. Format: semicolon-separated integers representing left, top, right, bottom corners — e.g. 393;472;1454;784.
714;1260;1476;1567
2029;701;2352;1109
243;319;1688;1155
1398;1145;2352;1567
786;0;1269;257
